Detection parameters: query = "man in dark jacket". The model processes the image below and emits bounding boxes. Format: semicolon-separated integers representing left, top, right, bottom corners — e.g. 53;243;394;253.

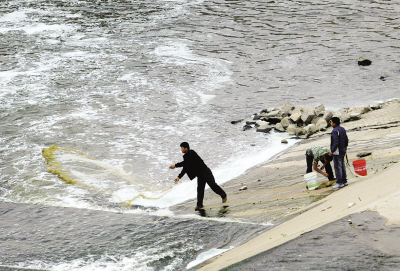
169;142;227;211
329;117;349;188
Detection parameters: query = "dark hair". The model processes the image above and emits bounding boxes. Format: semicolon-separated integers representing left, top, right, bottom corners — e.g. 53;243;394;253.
180;142;190;150
331;117;340;126
324;153;333;162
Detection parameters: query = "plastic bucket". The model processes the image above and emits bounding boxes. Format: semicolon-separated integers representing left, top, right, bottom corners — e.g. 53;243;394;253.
352;159;367;176
304;172;319;190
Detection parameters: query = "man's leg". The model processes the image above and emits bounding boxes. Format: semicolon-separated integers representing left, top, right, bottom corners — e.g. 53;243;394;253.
204;168;226;199
339;155;347;184
306;154;313;173
333;155;345;184
325;161;335;180
196;177;206;207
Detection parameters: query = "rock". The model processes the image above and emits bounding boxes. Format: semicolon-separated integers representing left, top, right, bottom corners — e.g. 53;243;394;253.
348;113;361;121
242;124;253;131
301;107;315;125
255;120;269;126
287;124;297;135
231;119;243;124
316;118;328;130
255;120;272;133
311;117;321;125
305;124;317;134
358;57;372;66
281;139;288;144
246;120;256;125
266;107;278;113
295;127;307;137
239;186;248;191
259;110;283;124
266;110;281;117
371;103;382;110
322;110;334;122
280;117;292;129
333;109;351;123
275;123;285;132
357;151;372;158
380;76;386;81
282;101;295;114
348;105;371;115
314;104;325;117
290;110;302;123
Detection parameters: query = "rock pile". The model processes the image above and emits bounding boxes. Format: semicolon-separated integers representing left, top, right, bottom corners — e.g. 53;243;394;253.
243;101;383;139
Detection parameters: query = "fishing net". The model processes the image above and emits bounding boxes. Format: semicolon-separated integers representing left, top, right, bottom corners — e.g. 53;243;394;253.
42;144;172;206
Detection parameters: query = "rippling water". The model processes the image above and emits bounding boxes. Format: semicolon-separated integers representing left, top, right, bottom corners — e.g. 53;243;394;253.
1;0;400;270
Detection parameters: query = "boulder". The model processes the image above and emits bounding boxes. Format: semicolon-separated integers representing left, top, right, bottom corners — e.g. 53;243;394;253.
322;110;334;122
358;57;372;66
231;119;243;124
316;118;328;130
314;104;325;117
280;117;292;129
290;109;302;123
281;139;288;144
242;124;253;131
311;117;321;125
258;110;283;124
295;127;308;138
348;113;361;121
255;120;272;133
371;103;382;110
333;109;351;123
275;123;285;132
287;124;297;135
301;107;315;125
282;101;295;115
305;124;317;135
348;105;371;115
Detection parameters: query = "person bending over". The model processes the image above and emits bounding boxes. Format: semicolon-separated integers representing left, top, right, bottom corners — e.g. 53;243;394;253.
306;146;335;181
169;142;227;211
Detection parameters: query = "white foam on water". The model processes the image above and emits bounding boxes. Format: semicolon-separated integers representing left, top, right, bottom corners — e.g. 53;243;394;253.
0;10;28;22
186;247;233;270
133;131;300;208
0;22;76;34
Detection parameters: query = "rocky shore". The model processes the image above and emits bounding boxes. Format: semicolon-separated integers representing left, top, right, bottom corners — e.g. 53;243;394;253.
243;100;383;139
171;98;400;270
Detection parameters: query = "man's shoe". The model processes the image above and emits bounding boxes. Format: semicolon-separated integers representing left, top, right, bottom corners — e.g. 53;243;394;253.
195;206;204;211
333;183;344;189
343;183;348;187
222;196;227;203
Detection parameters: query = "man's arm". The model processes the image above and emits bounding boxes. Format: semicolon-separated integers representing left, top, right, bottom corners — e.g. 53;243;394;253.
331;130;339;153
313;162;328;177
169;161;186;183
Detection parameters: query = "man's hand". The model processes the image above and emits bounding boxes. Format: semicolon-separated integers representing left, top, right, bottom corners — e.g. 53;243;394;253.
322;172;329;177
328;152;333;156
169;164;175;169
174;177;180;184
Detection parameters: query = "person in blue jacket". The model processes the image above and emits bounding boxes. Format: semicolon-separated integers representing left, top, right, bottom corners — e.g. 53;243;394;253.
169;142;227;211
329;117;349;188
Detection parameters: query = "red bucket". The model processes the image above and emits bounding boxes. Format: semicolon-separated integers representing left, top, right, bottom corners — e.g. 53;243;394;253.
352;159;367;176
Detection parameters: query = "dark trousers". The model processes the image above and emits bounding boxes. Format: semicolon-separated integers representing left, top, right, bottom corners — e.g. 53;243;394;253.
196;168;226;207
306;154;335;180
333;155;347;184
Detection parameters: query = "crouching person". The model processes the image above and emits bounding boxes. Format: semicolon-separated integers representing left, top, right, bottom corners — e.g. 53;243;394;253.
306;146;335;181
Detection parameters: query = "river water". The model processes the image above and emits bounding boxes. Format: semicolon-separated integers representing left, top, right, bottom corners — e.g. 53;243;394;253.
1;0;399;270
